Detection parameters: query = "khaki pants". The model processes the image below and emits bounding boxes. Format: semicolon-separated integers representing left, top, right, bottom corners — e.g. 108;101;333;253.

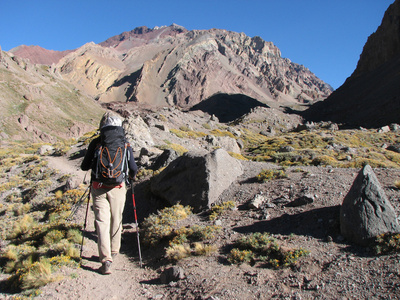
91;183;126;263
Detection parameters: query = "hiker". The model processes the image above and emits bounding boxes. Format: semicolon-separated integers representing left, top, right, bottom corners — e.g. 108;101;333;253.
81;112;138;275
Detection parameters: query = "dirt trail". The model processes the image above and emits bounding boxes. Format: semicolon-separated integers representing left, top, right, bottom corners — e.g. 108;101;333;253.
39;149;163;299
38;210;160;300
45;146;88;184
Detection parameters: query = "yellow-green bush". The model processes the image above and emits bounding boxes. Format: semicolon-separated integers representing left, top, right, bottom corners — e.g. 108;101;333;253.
374;232;400;255
243;129;400;168
228;152;248;161
209;129;236;139
170;128;207;139
311;155;338;166
228;233;309;268
165;244;192;261
228;248;254;264
141;204;193;246
169;224;221;246
158;142;188;156
257;169;287;182
192;242;217;256
165;242;217;261
209;201;235;220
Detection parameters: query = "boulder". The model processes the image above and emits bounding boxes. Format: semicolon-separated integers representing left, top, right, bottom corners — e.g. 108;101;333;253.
386;143;400;153
216;136;241;153
205;135;241;153
248;194;267;209
390;123;400;131
340;165;400;246
151;148;243;211
37;145;54;155
286;193;315;207
278;146;295;153
123;113;154;151
160;266;185;284
64;177;81;191
378;126;391;133
152;149;180;170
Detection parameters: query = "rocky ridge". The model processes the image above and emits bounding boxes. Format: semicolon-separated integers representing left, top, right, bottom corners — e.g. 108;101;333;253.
9;25;332;110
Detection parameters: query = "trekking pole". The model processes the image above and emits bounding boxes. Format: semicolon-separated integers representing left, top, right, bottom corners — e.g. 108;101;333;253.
131;181;143;268
67;185;90;221
80;186;91;261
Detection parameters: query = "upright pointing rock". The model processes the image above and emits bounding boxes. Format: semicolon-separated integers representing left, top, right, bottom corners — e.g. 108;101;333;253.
340;165;400;246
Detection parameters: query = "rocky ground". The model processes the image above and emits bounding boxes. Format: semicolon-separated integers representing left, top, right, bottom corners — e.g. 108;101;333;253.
1;107;400;299
7;154;399;299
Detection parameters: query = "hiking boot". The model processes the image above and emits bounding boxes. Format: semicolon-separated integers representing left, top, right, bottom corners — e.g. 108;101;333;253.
99;260;112;275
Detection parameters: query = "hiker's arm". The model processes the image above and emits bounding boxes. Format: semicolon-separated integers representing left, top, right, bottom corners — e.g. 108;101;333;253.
127;146;138;179
80;138;99;171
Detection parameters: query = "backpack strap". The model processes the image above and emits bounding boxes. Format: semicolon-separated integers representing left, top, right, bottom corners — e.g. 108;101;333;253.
121;143;128;182
94;144;102;180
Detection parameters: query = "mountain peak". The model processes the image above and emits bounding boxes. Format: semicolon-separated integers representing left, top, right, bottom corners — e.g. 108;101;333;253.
99;24;188;50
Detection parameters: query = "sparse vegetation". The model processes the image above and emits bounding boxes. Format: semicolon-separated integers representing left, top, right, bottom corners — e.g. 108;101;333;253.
158;141;188;156
228;232;309;268
2;109;400;298
374;232;400;255
257;168;288;182
244;129;400;168
141;204;193;246
209;201;235;220
141;204;220;261
170;128;207;139
0;142;86;292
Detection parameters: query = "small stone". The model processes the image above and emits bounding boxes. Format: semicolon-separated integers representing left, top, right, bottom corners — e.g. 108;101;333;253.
214;219;222;226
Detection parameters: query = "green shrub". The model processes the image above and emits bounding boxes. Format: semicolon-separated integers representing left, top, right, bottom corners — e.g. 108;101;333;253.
209;201;235;220
158;142;188;156
192;242;217;256
374;232;400;255
165;241;217;261
165;244;192;261
228;152;248;161
141;204;192;246
228;233;309;268
311;155;337;166
257;169;287;182
228;248;254;264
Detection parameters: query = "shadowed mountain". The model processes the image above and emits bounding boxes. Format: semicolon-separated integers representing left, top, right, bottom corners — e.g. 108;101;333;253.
303;0;400;128
190;93;269;123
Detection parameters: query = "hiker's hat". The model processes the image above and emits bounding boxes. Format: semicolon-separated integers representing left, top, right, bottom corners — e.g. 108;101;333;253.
99;112;122;129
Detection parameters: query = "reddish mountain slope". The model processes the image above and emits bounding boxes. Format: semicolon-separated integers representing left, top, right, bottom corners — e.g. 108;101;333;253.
9;45;73;65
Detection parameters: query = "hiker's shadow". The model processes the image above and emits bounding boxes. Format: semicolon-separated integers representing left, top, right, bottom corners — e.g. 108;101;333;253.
79;255;100;273
139;278;161;285
123;180;166;224
69;149;86;160
83;230;97;243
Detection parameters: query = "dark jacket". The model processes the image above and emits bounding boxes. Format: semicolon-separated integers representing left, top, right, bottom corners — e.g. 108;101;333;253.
81;136;138;182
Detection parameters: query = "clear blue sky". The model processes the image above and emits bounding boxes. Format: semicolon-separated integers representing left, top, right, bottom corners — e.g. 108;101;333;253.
0;0;394;89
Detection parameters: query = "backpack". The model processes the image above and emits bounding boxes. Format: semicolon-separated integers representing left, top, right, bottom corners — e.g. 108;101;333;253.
94;126;129;185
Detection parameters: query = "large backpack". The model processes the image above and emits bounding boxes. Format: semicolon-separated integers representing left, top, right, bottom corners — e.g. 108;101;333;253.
94;126;129;185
